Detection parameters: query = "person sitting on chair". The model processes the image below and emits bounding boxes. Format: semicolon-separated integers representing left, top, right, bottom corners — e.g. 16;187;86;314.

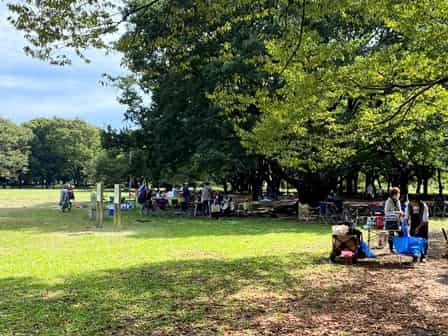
384;187;404;253
408;194;429;261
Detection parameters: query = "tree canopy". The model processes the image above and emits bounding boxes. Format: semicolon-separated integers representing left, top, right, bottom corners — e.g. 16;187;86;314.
8;0;448;199
0;118;33;183
24;118;101;185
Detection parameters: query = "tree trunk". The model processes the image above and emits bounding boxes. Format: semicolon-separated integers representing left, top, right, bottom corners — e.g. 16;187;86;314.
230;181;236;193
399;173;409;196
346;175;353;196
416;177;422;194
223;180;228;194
437;168;443;196
423;176;429;197
365;173;372;192
251;175;263;201
295;173;335;206
267;179;281;200
376;176;382;191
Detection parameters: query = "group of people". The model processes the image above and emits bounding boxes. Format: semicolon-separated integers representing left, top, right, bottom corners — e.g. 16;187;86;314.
137;182;235;217
59;184;75;211
384;187;429;261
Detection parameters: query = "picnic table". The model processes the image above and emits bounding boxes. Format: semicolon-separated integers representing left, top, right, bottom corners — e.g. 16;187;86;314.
427;200;448;217
250;199;298;216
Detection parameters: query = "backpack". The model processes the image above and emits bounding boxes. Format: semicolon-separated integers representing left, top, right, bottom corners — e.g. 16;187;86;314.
137;187;147;204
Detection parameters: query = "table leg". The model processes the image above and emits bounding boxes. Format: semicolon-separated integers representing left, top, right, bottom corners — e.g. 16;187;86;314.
368;228;371;248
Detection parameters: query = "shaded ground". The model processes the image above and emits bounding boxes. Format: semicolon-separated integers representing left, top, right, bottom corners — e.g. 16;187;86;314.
210;231;448;336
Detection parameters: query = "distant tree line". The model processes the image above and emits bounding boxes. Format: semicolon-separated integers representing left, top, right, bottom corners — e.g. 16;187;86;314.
0;117;100;187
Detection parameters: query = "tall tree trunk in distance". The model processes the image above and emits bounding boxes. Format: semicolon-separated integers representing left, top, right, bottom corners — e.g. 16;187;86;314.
423;176;429;197
399;173;409;197
376;176;382;191
222;180;228;194
251;175;263;201
416;177;422;194
365;173;372;192
267;178;281;200
437;168;443;196
346;175;353;196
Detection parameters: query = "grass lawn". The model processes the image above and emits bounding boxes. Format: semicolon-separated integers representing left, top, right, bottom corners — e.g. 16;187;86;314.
0;189;338;335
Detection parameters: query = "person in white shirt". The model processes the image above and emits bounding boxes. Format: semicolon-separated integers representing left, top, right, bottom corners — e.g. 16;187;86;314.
384;187;403;253
201;184;212;216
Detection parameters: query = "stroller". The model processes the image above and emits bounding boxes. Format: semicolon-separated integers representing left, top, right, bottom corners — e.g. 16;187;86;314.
60;189;71;212
330;222;364;263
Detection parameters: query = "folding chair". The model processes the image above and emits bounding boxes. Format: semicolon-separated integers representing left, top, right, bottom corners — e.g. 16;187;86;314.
319;202;340;224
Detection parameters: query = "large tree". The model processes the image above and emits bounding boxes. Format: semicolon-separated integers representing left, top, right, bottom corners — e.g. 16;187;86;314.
24;118;101;185
0;118;33;183
212;0;448;199
8;0;448;199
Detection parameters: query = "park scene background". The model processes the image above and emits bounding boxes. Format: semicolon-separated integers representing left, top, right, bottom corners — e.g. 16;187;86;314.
1;1;448;335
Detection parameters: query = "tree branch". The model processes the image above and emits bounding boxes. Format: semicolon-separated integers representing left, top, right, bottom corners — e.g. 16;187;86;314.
359;76;448;92
121;0;163;22
280;0;306;74
374;80;441;126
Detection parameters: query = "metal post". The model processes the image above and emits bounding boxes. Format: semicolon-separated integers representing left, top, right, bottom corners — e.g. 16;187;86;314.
96;182;104;228
113;184;121;231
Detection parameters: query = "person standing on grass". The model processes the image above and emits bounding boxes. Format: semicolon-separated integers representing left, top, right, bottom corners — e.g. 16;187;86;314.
182;182;190;213
137;183;148;215
142;185;153;215
384;187;404;253
408;194;429;261
59;184;71;211
68;185;75;203
201;183;212;216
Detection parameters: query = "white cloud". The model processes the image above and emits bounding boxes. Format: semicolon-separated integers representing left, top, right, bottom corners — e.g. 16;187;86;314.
0;2;131;128
0;74;80;91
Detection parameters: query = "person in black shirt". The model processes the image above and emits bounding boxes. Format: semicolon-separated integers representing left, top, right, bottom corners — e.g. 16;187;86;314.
182;182;190;212
407;195;429;261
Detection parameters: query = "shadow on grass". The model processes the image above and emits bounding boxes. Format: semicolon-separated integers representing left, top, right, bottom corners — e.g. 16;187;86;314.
0;207;100;234
0;253;328;335
1;252;447;336
0;206;330;237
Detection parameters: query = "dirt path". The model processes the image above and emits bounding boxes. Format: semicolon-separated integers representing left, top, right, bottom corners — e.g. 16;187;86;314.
219;232;448;336
115;232;447;336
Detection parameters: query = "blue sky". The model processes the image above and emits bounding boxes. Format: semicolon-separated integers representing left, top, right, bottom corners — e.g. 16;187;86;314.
0;3;130;129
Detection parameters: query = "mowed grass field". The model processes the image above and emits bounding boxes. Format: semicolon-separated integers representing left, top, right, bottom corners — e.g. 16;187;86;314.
0;189;339;335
